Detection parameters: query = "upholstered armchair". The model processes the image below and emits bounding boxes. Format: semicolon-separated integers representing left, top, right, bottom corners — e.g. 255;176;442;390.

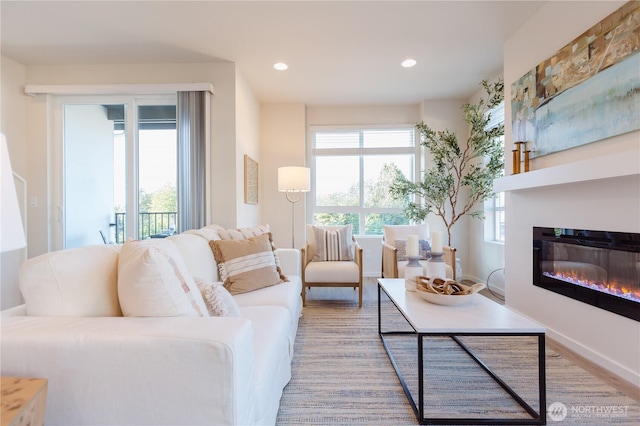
301;224;363;307
381;224;457;281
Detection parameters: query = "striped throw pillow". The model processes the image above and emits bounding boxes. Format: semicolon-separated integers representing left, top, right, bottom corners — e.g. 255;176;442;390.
209;233;287;295
312;225;353;261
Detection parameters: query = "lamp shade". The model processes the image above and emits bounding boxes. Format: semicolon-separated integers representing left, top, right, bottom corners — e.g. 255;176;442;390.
1;134;26;253
278;166;310;192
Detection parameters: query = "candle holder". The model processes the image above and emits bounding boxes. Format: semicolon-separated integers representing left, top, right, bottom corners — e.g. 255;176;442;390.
425;252;446;281
404;256;423;291
513;141;526;174
524;150;531;172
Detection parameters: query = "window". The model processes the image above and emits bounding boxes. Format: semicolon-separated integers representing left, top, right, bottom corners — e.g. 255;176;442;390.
310;126;417;235
484;101;505;243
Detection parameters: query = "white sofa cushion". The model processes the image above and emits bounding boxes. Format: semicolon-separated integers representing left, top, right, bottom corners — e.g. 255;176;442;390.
168;233;220;282
303;260;360;283
240;306;292;425
118;239;209;317
234;276;303;358
19;244;123;317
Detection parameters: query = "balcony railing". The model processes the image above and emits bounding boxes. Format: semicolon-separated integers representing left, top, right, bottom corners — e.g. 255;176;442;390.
114;212;177;244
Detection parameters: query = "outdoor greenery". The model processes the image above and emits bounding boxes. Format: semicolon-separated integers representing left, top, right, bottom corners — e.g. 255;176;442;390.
139;183;177;213
114;183;177;242
114;183;177;214
314;163;409;234
389;79;505;245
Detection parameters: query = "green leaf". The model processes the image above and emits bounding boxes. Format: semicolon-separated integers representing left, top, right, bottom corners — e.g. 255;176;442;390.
389;79;505;245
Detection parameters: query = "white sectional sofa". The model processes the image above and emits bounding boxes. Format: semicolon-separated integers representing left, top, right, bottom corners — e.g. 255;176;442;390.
1;225;303;426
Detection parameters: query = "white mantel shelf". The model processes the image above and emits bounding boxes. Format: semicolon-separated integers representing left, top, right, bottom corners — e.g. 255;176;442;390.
494;150;640;192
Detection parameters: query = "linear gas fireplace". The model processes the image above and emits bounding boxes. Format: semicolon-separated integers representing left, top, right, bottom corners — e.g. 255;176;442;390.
533;227;640;322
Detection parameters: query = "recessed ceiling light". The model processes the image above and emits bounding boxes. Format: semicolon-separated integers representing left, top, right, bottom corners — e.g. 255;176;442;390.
401;59;417;68
274;62;288;71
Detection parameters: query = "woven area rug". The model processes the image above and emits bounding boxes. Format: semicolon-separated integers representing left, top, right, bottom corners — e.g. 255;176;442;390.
276;299;640;425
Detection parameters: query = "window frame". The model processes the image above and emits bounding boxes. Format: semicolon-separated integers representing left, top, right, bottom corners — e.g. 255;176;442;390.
308;124;420;236
51;94;182;249
484;100;505;244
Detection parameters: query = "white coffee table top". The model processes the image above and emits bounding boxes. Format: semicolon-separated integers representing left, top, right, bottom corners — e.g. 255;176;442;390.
378;278;545;334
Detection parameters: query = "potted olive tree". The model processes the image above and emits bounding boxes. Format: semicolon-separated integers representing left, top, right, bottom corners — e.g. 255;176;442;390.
389;79;505;246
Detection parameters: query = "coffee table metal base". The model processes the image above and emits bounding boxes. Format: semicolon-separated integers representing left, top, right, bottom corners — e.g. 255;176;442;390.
378;284;546;425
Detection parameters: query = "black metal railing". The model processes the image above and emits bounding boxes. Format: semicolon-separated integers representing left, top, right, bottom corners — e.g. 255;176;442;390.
114;212;177;243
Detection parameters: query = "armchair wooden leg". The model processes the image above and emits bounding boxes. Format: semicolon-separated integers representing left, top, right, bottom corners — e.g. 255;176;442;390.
302;285;306;307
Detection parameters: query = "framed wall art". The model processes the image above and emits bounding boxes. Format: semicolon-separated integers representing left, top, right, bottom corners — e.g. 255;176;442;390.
511;1;640;158
244;155;258;204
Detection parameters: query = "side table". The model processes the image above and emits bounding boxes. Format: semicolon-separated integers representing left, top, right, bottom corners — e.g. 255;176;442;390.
1;377;48;426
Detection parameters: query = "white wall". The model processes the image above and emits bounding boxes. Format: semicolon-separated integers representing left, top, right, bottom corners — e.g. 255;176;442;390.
260;103;307;250
504;0;640;384
235;69;261;227
0;55;29;309
208;62;239;228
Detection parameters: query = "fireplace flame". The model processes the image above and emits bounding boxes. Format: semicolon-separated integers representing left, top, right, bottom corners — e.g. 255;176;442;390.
543;269;640;304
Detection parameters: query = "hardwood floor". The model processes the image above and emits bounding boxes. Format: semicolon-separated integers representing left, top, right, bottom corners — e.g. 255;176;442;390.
303;277;640;404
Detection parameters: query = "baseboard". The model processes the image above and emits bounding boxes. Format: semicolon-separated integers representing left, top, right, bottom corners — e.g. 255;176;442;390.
546;328;640;388
464;274;505;296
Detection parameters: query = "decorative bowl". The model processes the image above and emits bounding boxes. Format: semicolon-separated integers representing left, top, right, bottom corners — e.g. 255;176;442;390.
417;289;478;305
415;277;486;306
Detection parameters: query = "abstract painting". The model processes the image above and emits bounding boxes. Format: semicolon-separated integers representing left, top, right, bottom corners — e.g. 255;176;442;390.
511;1;640;158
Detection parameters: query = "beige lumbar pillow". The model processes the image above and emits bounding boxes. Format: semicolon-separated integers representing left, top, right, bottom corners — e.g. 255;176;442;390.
209;233;287;295
118;239;209;317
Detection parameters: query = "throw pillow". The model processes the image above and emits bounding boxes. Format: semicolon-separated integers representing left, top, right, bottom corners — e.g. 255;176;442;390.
394;239;432;261
216;224;270;240
19;244;123;317
213;224;285;275
209;233;287;295
312;224;353;261
195;278;241;317
117;239;209;317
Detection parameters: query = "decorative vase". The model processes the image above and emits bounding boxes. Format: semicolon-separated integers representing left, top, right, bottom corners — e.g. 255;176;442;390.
404;256;423;291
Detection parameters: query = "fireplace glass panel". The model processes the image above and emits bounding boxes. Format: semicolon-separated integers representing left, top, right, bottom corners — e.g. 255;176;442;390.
533;227;640;322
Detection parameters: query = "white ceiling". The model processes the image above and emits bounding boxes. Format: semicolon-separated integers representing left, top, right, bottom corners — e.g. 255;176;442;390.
1;1;546;105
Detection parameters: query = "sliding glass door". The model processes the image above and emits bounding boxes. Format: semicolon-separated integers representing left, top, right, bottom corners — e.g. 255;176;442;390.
55;95;177;249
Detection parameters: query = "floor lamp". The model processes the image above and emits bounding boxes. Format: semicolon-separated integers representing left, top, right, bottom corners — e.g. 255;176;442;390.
278;166;311;248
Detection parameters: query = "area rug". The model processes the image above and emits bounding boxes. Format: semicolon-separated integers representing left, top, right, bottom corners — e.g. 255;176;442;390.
276;299;639;425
